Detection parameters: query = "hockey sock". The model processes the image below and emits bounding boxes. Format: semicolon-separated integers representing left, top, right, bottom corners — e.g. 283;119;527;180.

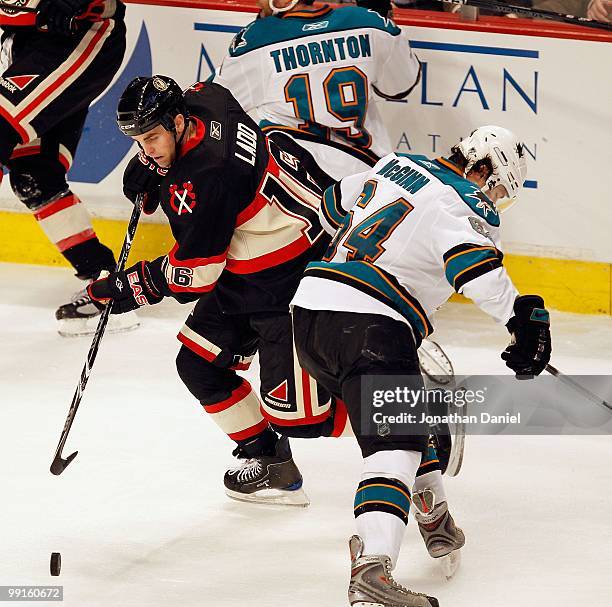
32;192;115;277
201;378;270;447
414;439;446;503
354;449;421;568
413;470;447;506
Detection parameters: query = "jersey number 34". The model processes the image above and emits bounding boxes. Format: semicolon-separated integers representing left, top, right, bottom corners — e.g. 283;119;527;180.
325;180;414;262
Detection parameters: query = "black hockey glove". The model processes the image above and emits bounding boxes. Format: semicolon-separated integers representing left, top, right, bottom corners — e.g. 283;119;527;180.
501;295;551;379
36;0;92;35
123;152;168;214
87;262;164;314
356;0;393;17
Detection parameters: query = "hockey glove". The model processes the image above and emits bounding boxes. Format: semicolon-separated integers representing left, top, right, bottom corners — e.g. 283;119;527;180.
501;295;551;379
87;262;164;314
123;152;168;214
356;0;392;17
36;0;92;35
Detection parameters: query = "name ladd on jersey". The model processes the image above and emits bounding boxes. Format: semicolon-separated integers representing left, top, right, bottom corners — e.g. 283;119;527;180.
270;34;371;74
235;122;257;166
377;159;430;193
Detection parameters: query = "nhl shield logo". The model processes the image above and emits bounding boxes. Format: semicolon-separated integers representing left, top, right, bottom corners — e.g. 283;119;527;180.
169;182;197;215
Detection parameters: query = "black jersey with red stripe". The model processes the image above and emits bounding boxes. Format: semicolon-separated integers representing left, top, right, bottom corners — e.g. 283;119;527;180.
0;0;124;28
148;82;333;314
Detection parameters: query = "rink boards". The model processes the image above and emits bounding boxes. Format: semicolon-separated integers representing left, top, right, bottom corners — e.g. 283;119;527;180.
0;1;610;314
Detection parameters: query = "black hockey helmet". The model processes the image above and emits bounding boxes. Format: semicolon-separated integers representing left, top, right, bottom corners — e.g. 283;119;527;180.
117;75;188;137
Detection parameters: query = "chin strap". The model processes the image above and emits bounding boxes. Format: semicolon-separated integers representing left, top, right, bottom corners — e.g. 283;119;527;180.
176;119;189;148
269;0;300;14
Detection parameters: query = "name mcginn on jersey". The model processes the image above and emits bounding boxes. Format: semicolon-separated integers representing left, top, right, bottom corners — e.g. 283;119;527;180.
270;33;371;73
376;158;431;194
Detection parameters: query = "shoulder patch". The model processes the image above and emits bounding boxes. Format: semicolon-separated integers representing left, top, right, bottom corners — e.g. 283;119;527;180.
343;6;401;35
422;158;501;227
462;188;500;226
229;22;256;56
468;216;492;240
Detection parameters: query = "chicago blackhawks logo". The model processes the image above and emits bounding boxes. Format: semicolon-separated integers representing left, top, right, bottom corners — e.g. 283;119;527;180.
169;182;197;215
0;0;29;15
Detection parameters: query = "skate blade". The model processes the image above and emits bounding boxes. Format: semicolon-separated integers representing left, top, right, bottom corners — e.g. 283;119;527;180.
439;549;461;580
225;486;310;508
58;311;140;337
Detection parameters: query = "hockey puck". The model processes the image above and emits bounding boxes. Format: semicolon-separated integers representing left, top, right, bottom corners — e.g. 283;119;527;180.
50;552;61;576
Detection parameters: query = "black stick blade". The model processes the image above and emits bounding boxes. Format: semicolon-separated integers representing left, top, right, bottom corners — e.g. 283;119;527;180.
50;451;78;476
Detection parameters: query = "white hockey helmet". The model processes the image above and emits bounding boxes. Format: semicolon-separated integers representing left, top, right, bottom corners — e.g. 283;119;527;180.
457;125;527;212
268;0;300;14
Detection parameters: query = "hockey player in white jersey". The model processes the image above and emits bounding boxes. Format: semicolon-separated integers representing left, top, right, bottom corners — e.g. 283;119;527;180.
291;126;552;606
211;0;420;179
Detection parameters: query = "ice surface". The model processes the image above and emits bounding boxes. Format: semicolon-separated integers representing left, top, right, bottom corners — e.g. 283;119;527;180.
1;263;611;606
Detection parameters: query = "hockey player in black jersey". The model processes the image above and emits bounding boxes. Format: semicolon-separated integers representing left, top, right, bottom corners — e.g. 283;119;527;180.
0;0;135;336
87;75;343;506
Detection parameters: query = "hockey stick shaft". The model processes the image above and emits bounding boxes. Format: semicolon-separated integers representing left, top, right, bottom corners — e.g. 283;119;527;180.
439;0;612;31
545;364;612;413
50;196;143;476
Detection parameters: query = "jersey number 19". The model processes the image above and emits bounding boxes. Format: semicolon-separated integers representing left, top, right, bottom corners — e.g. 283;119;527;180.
285;67;372;148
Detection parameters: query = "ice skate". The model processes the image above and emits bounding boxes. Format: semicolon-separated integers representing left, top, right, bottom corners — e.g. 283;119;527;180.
56;280;139;337
224;435;310;507
413;490;465;579
348;535;439;607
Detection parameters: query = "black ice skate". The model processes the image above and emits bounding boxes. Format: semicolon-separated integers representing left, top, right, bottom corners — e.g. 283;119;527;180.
224;435;310;507
413;489;465;580
56;278;139;337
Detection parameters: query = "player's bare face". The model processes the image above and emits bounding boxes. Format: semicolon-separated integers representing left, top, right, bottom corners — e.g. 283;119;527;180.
486;183;510;203
133;125;177;168
466;166;509;202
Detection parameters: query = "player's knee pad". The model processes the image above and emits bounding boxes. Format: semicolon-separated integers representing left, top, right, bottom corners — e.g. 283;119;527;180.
176;346;267;442
9;156;68;209
343;373;427;458
176;346;240;403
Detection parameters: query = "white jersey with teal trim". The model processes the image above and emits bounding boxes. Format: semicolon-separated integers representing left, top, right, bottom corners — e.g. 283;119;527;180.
212;5;420;174
291;152;519;339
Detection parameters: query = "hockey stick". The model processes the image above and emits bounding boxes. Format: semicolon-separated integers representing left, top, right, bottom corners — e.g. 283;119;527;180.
50;195;144;476
439;0;612;31
545;364;612;413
